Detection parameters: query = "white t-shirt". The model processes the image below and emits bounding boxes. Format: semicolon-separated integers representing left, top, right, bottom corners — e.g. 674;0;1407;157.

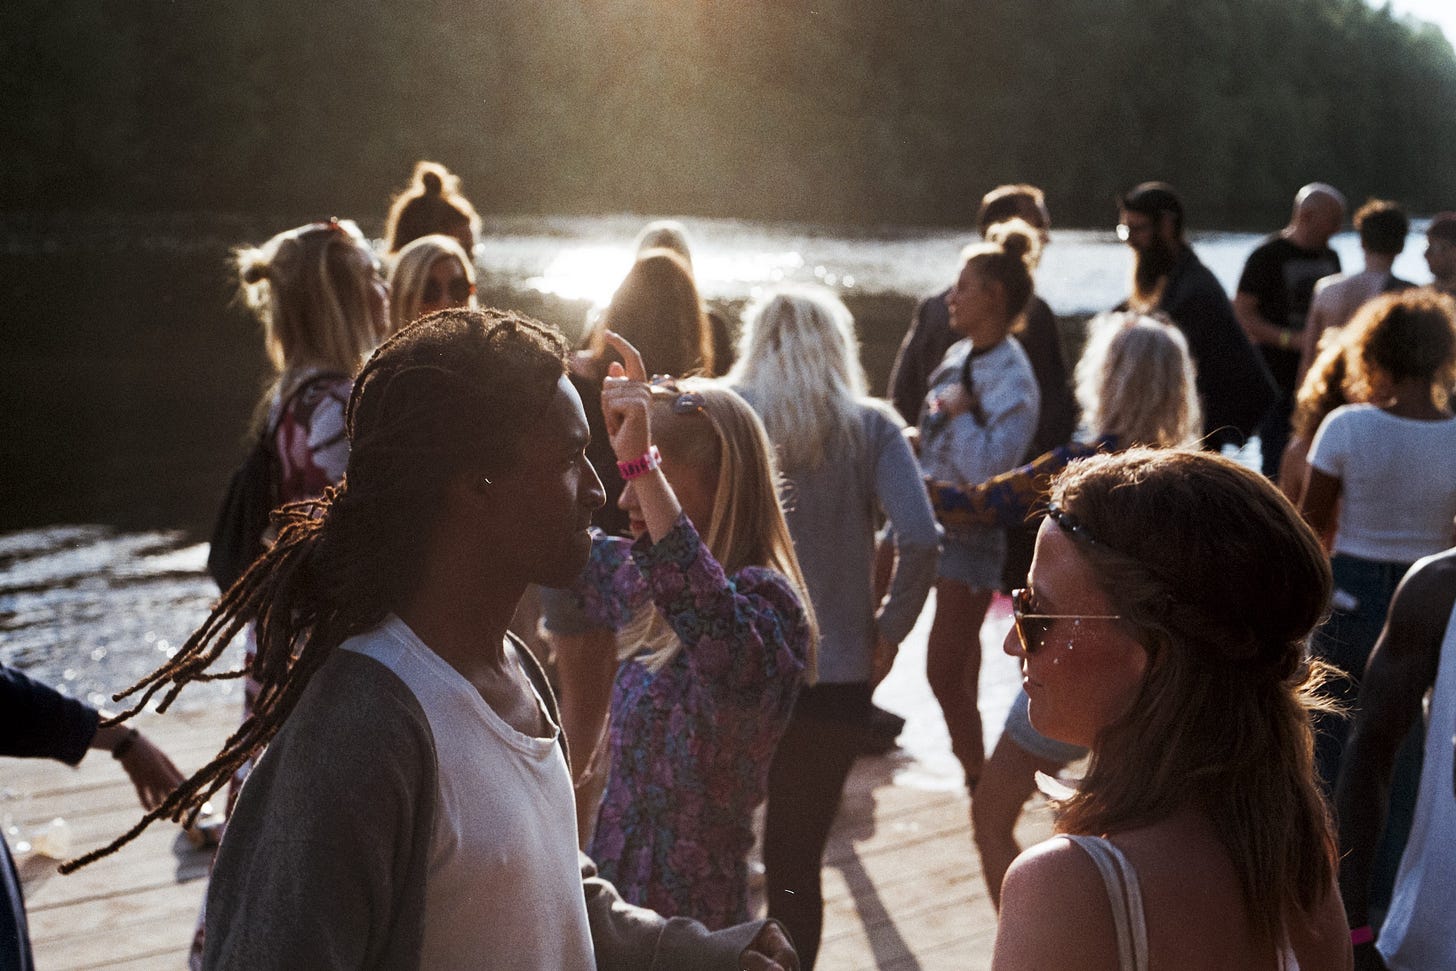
343;617;595;971
1308;404;1456;562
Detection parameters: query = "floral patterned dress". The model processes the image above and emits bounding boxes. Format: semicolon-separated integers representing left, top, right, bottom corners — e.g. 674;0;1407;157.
579;513;809;929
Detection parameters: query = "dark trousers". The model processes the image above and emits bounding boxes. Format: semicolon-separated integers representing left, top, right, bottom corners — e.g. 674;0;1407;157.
763;682;872;970
1257;386;1294;478
1311;554;1424;919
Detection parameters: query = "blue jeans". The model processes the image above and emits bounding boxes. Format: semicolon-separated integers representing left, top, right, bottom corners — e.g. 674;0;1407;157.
1311;554;1424;920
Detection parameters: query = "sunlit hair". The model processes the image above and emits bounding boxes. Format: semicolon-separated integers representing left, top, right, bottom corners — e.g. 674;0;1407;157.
235;219;380;387
1074;312;1201;447
1045;449;1339;952
634;219;695;269
727;285;873;472
620;380;818;681
63;309;569;872
978;184;1047;237
961;219;1040;331
1344;288;1456;406
1292;328;1357;441
384;160;481;254
1353;198;1408;256
387;234;477;336
591;248;714;376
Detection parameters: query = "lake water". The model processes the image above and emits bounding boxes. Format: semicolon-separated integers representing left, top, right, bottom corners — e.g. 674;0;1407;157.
0;212;1437;711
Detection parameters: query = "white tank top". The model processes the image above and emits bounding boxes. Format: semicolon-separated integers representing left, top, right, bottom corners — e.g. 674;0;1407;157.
1065;835;1298;971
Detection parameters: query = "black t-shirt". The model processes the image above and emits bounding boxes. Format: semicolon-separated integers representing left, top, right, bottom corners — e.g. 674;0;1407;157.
1237;235;1341;387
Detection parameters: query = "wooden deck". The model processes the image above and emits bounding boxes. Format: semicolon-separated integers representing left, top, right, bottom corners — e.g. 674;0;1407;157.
6;597;1054;969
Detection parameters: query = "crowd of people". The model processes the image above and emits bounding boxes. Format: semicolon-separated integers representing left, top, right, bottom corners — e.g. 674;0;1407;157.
5;161;1456;971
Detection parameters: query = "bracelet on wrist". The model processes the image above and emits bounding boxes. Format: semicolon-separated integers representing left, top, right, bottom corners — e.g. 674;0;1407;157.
1349;924;1375;947
110;727;139;761
617;445;661;481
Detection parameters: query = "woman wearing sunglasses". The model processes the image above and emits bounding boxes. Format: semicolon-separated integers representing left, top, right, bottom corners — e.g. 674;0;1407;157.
386;233;477;336
568;331;814;930
993;449;1352;971
926;312;1201;910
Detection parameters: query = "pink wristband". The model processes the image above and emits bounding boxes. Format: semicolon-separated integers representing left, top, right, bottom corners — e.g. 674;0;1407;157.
617;445;661;480
1349;925;1374;946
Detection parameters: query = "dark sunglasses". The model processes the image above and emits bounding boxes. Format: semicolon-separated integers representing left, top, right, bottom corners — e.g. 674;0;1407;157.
422;276;475;305
1010;587;1121;655
649;375;706;414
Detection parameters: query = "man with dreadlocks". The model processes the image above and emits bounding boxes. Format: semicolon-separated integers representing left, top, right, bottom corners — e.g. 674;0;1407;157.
65;309;798;970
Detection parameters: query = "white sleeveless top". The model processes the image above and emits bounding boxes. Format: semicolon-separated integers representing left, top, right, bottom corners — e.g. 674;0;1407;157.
1065;835;1298;971
1377;601;1456;970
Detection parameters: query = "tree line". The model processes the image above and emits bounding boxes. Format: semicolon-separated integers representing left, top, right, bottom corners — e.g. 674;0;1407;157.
5;0;1455;229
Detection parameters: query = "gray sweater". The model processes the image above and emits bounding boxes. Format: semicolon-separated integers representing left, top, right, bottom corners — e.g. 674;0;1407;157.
203;639;768;970
743;396;940;684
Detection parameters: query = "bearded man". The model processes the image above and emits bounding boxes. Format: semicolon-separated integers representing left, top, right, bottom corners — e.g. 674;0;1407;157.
1116;181;1276;449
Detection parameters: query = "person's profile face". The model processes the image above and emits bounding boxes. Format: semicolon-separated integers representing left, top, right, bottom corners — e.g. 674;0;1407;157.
946;261;1004;341
1004;518;1147;749
1116;209;1159;253
1427;236;1456;280
420;256;473;315
494;376;605;587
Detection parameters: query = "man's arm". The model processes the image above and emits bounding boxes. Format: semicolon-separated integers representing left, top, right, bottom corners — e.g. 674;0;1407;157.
1234;290;1292;348
1234;245;1292;348
203;657;435;970
582;854;797;970
1335;552;1455;940
1;663;98;764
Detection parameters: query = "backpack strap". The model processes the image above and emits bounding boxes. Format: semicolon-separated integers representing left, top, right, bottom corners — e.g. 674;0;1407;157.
273;371;350;451
1064;835;1149;971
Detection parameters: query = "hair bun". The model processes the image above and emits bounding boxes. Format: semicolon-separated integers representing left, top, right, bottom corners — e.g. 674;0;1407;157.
421;169;444;195
999;226;1033;263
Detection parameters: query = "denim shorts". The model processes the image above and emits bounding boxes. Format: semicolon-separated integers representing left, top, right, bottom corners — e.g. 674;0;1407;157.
938;529;1006;590
1001;689;1088;765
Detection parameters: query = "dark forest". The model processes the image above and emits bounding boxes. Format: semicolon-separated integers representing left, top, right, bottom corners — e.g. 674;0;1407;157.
6;0;1455;227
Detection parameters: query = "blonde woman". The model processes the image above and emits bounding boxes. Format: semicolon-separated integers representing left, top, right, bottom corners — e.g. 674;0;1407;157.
190;217;386;965
926;312;1201;909
228;218;385;776
572;333;814;929
234;216;386;537
542;247;718;845
386;233;476;336
728;285;938;968
918;221;1042;793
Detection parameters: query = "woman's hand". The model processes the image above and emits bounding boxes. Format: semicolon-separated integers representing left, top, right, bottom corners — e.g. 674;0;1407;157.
600;330;653;463
119;732;186;811
93;723;185;812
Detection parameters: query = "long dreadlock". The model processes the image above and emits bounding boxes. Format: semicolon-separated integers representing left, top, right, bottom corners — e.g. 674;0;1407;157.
62;308;569;872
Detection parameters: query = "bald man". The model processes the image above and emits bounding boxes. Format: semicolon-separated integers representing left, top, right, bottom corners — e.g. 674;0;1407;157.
1235;183;1346;477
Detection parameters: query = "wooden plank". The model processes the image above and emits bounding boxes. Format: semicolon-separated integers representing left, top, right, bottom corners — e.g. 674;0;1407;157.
4;597;1048;968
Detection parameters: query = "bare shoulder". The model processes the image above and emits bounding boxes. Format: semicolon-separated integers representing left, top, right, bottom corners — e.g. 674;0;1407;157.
992;837;1121;971
1285;878;1355;971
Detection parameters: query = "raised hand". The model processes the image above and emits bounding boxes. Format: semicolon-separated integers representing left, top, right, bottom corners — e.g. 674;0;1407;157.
601;330;654;464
